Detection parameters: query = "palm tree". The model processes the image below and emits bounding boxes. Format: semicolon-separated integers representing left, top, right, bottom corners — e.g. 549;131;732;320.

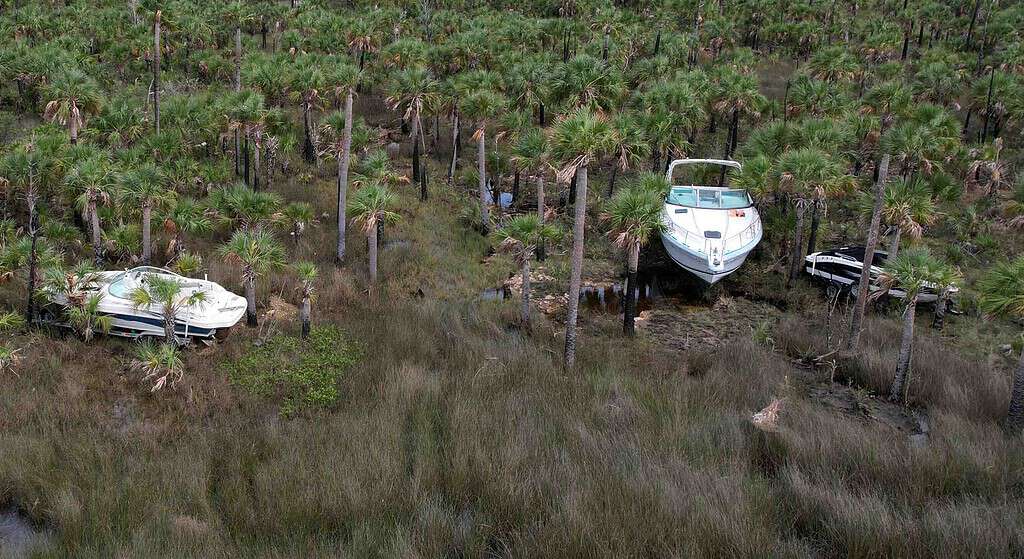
64;155;117;267
776;148;848;286
461;88;506;234
120;164;172;265
549;109;615;369
42;68;102;145
324;64;360;263
295;262;317;339
131;340;185;391
0;145;42;322
978;256;1024;432
495;214;560;328
386;66;439;188
879;177;937;258
347;184;400;284
877;248;941;404
847;155;891;351
128;274;207;344
222;1;254;93
163;197;212;259
604;180;666;336
930;262;962;331
712;70;766;161
218;229;286;327
510;127;550;258
280;202;313;242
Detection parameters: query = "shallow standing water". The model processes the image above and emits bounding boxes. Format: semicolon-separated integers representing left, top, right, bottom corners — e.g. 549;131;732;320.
0;507;49;558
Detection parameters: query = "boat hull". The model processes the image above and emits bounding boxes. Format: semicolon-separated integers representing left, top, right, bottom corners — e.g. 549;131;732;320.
660;232;754;284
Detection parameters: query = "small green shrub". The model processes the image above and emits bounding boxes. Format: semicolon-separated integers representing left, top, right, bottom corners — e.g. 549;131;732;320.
224;325;361;416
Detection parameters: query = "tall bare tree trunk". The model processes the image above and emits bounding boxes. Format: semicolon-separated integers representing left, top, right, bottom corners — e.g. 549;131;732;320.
154;11;161;134
244;276;257;327
337;89;353;265
536;175;546;261
69;114;79;145
234;26;242;92
477;126;489;234
889;226;902;258
1007;348;1024;433
623;241;640;336
300;295;311;339
141;203;152;264
520;257;531;327
368;223;378;283
448;110;459;184
890;295;917;403
89;197;102;267
787;200;807;287
564;163;588;369
848;155;889;350
25;188;38;323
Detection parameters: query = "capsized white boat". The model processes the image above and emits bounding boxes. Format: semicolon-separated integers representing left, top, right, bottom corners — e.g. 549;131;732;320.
40;266;247;340
659;159;763;283
804;247;958;303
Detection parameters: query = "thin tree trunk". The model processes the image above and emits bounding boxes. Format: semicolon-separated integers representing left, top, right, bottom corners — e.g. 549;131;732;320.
141;203;152;264
890;295;917;403
1007;348;1024;433
420;158;428;202
302;100;314;163
477;126;489;234
163;310;175;344
89;198;102;267
154;11;161;134
536;175;546;261
368;223;378;283
243;134;250;185
607;164;618;196
448;110;459;184
623;241;640;336
300;295;311;338
787;201;806;286
564;163;588;370
69;115;79;145
244;277;257;327
411;116;420;183
337;89;353;264
234;26;242;92
807;202;821;255
520;257;531;327
234;129;240;175
25;193;38;323
253;141;261;191
512;170;520;207
847;155;889;350
889;225;902;258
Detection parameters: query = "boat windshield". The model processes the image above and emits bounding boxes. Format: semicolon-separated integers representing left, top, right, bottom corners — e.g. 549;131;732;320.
107;272;133;299
667;187;752;209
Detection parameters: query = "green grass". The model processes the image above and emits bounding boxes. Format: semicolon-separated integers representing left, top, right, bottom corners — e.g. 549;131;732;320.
223;325;361;417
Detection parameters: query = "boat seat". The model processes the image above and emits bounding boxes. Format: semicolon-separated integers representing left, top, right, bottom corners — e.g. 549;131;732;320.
704;231;722;239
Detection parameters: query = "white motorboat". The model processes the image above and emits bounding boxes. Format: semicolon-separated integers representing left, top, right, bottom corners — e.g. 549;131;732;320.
804;247;957;303
659;159;763;283
40;266;247;340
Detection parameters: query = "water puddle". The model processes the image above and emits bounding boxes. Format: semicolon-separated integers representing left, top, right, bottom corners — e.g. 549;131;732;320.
0;506;50;557
580;266;709;313
484;191;513;209
480;286;511;301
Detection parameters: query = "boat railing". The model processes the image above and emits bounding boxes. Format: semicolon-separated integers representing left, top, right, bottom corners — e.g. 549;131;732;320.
724;219;761;253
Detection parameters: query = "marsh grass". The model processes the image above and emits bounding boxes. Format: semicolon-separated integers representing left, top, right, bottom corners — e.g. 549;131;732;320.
1;160;1023;559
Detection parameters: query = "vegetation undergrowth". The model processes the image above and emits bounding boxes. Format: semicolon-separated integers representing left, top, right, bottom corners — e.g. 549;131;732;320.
224;325;361;416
